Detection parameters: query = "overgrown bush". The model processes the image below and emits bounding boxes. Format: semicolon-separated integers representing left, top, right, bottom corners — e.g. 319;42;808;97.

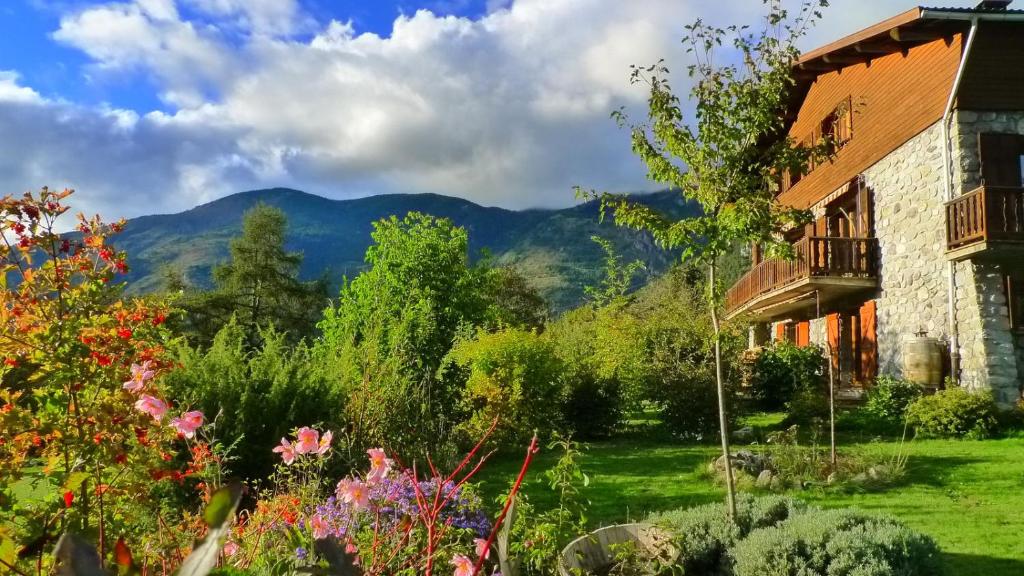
658;361;736;440
562;369;622;439
164;319;348;479
446;328;567;447
747;341;827;414
905;387;999;439
648;496;943;576
864;375;923;422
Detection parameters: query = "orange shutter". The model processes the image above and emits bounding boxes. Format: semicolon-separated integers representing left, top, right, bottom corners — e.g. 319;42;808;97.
775;323;786;341
796;321;810;347
859;301;878;382
826;313;840;371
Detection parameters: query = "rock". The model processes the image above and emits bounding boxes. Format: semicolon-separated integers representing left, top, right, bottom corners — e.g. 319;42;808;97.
756;470;773;488
733;426;754;441
826;472;837;485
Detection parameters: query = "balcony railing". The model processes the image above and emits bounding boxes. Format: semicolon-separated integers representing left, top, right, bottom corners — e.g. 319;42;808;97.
946;185;1024;251
725;236;878;315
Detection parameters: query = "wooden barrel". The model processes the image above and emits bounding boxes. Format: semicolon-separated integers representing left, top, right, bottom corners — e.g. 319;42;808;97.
903;333;943;387
558;524;676;576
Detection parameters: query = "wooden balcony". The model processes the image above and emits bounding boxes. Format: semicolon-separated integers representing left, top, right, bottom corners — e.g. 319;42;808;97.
725;236;878;321
946;185;1024;261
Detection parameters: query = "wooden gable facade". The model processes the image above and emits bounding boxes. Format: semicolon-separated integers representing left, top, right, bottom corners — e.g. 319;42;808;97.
780;36;963;210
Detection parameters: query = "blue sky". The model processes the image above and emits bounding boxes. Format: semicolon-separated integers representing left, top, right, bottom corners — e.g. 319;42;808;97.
0;1;495;111
0;0;979;220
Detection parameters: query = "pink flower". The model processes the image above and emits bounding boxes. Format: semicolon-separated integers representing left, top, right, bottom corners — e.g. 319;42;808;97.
345;541;358;555
123;361;155;393
273;437;296;465
336;478;370;510
223;541;239;557
170;410;204;439
317;430;333;456
366;447;393;483
294;427;319;454
134;394;168;421
474;538;490;559
310;514;329;540
451;553;474;576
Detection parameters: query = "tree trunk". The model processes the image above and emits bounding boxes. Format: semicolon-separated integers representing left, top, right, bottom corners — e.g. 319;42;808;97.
708;262;737;519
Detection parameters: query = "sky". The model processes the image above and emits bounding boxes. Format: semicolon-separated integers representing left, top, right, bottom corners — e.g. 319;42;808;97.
0;0;981;220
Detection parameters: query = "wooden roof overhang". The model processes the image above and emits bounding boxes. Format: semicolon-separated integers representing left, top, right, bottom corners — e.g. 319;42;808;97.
783;7;976;129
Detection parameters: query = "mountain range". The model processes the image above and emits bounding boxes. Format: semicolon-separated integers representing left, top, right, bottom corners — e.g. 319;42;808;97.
116;188;697;310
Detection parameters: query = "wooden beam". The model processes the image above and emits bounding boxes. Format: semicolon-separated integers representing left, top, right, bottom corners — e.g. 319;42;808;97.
798;61;841;73
853;41;900;54
889;27;934;42
822;53;865;65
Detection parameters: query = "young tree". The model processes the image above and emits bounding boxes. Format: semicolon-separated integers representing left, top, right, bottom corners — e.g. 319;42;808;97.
179;204;329;347
580;0;830;517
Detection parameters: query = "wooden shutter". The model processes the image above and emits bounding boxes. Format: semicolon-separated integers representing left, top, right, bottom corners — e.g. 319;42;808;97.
826;313;840;372
978;133;1024;187
775;323;786;341
796;321;810;347
859;301;878;382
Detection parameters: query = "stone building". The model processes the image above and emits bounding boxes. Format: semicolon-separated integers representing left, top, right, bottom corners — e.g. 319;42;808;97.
726;2;1024;406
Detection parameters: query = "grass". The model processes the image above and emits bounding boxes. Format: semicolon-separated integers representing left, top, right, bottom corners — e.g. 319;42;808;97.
476;416;1024;576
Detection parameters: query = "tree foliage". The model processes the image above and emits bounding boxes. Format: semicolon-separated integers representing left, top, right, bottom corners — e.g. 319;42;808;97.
578;0;831;516
316;212;546;459
176;204;328;347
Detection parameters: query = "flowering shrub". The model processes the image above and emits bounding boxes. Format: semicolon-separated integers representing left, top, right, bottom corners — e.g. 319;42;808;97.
225;421;537;576
0;189;214;573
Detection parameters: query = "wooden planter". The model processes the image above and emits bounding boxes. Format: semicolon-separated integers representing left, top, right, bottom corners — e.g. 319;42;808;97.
557;523;677;576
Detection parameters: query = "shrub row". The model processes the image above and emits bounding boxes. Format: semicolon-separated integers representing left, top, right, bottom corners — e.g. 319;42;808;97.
648;495;944;576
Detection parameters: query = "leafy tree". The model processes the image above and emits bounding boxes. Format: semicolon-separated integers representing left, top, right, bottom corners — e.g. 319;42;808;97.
317;212;500;459
584;236;646;308
579;0;831;517
320;212;495;380
178;204;328;347
489;265;549;331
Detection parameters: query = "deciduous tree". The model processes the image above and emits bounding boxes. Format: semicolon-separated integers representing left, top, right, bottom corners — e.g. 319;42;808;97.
579;0;831;517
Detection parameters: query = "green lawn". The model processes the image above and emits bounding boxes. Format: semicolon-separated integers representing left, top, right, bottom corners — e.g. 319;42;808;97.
476;423;1024;576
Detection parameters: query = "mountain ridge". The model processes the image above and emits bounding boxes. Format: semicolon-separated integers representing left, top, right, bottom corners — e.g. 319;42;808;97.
116;188;696;310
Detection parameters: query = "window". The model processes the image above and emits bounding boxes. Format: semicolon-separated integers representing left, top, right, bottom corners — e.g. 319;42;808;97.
1005;273;1024;331
821;97;853;153
978;133;1024;187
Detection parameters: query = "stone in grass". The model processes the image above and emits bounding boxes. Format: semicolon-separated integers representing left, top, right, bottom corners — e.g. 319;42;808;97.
713;451;771;476
756;469;773;488
733;426;755;441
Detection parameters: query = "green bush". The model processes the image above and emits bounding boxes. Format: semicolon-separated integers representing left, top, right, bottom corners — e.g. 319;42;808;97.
164;319;347;480
562;369;622;439
658;362;736;440
649;496;943;576
905;387;999;439
647;495;803;575
747;341;827;414
446;327;567;447
730;508;943;576
864;375;923;421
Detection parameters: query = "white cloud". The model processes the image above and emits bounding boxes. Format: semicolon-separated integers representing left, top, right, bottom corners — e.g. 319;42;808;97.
0;71;43;104
1;0;981;221
182;0;312;36
52;0;236;107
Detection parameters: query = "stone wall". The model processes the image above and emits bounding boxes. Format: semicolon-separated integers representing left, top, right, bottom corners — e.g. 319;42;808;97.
749;112;1024;404
862;122;950;378
948;110;1024;404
